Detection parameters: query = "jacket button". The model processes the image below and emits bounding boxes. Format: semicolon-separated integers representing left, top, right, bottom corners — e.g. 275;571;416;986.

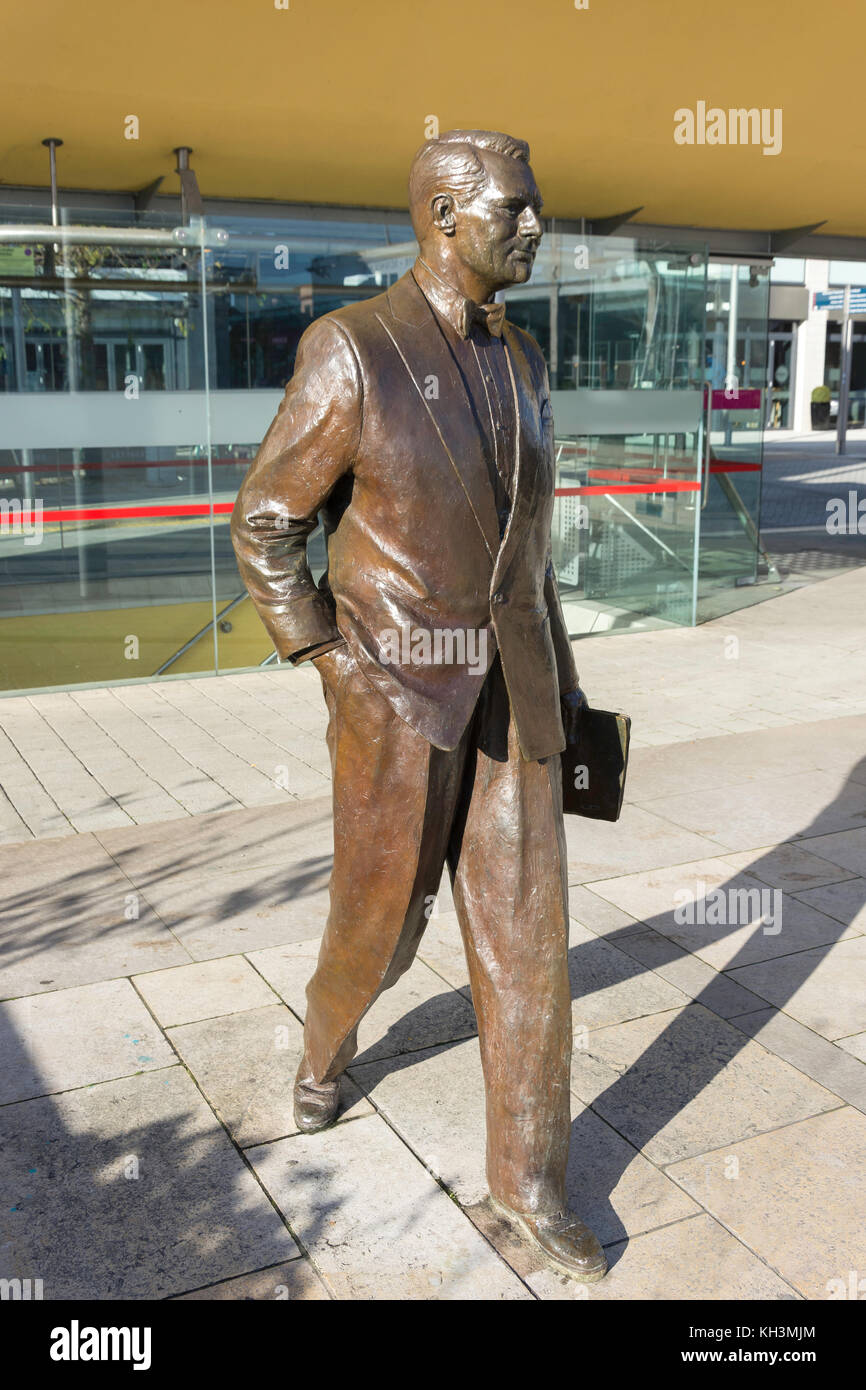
493;593;505;605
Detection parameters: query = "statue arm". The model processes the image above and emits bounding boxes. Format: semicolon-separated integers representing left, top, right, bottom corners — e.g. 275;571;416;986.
544;548;580;695
534;364;580;700
230;317;362;662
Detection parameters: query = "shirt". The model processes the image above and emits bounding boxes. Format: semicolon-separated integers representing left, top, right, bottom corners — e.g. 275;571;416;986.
412;256;517;540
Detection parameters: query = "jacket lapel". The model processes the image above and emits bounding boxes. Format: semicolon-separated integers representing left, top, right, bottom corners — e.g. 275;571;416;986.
378;273;501;562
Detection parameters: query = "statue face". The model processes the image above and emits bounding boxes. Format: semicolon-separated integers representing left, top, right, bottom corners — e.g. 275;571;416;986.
450;151;544;294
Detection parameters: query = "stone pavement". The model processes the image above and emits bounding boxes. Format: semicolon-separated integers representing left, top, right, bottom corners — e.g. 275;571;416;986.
2;563;866;841
1;568;866;1299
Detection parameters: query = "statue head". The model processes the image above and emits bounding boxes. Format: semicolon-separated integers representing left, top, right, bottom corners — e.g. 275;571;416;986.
408;129;543;303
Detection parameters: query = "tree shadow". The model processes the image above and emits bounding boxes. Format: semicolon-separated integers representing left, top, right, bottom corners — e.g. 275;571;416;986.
0;795;475;1301
565;752;866;1263
347;754;866;1275
3;754;863;1298
0;799;334;990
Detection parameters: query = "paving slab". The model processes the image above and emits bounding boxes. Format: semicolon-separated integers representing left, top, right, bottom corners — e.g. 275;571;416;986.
416;910;470;990
569;1003;840;1165
1;567;864;1300
523;1214;798;1301
137;864;331;960
836;1031;866;1062
133;955;279;1027
586;857;856;971
249;939;477;1064
567;884;644;939
0;703;133;833
726;1007;866;1111
611;925;768;1018
567;921;691;1031
0;725;73;841
0;883;190;1000
110;684;290;809
0;1067;297;1299
246;1114;532;1300
794;877;866;933
0;832;195;998
563;805;727;883
719;842;858;892
727;936;866;1041
0;829;118;894
666;1107;866;1301
168;1003;371;1147
350;1037;489;1204
97;795;333;881
70;687;242;819
797;827;866;876
622;716;865;803
28;691;190;827
171;1258;330;1300
639;769;866;853
350;1038;699;1243
3;566;866;837
0;978;176;1103
625;739;792;802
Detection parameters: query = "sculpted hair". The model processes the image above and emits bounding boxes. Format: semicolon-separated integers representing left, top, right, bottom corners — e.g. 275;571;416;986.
408;129;531;242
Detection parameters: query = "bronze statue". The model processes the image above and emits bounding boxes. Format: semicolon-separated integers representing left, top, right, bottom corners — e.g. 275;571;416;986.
231;129;606;1283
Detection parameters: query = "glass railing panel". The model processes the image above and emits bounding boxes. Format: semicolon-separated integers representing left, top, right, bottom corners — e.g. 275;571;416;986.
697;262;770;614
552;429;701;631
523;233;707;629
0;211;215;690
697;390;764;614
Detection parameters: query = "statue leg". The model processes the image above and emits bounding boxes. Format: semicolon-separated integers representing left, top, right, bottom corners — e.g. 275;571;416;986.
302;657;471;1084
448;663;572;1218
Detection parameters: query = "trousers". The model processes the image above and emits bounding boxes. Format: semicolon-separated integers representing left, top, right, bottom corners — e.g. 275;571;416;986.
303;648;573;1216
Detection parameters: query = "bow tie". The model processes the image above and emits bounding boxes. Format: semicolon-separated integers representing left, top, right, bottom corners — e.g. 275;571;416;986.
459;299;506;339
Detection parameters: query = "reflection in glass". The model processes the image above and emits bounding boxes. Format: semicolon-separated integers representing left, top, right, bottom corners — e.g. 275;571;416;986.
0;209;768;690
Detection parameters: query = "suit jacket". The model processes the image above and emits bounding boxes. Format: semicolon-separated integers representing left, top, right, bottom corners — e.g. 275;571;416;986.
230;268;579;761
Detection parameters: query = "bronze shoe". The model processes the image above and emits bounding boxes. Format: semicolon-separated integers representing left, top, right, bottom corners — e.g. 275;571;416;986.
491;1198;608;1283
293;1058;341;1134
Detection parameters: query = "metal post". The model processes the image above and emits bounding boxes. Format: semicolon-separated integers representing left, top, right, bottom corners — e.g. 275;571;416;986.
173;147;204;226
724;264;739;446
40;138;89;594
691;400;705;627
10;288;33;493
836;284;852;456
41;138;63;227
41;138;63;277
766;337;776;427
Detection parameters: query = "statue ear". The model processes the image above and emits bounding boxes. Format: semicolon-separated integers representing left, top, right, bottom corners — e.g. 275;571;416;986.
431;194;457;235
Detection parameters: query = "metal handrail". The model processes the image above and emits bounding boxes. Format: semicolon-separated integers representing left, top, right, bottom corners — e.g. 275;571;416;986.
0;224;227;248
155;592;248;675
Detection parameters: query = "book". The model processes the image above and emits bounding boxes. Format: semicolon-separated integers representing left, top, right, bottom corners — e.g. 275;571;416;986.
561;708;631;821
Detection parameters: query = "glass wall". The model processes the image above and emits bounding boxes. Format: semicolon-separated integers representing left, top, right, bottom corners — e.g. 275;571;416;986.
506;232;708;632
0;205;765;693
697;261;770;614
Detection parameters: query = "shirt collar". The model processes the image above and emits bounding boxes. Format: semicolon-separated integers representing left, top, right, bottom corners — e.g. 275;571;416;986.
412;256;503;341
